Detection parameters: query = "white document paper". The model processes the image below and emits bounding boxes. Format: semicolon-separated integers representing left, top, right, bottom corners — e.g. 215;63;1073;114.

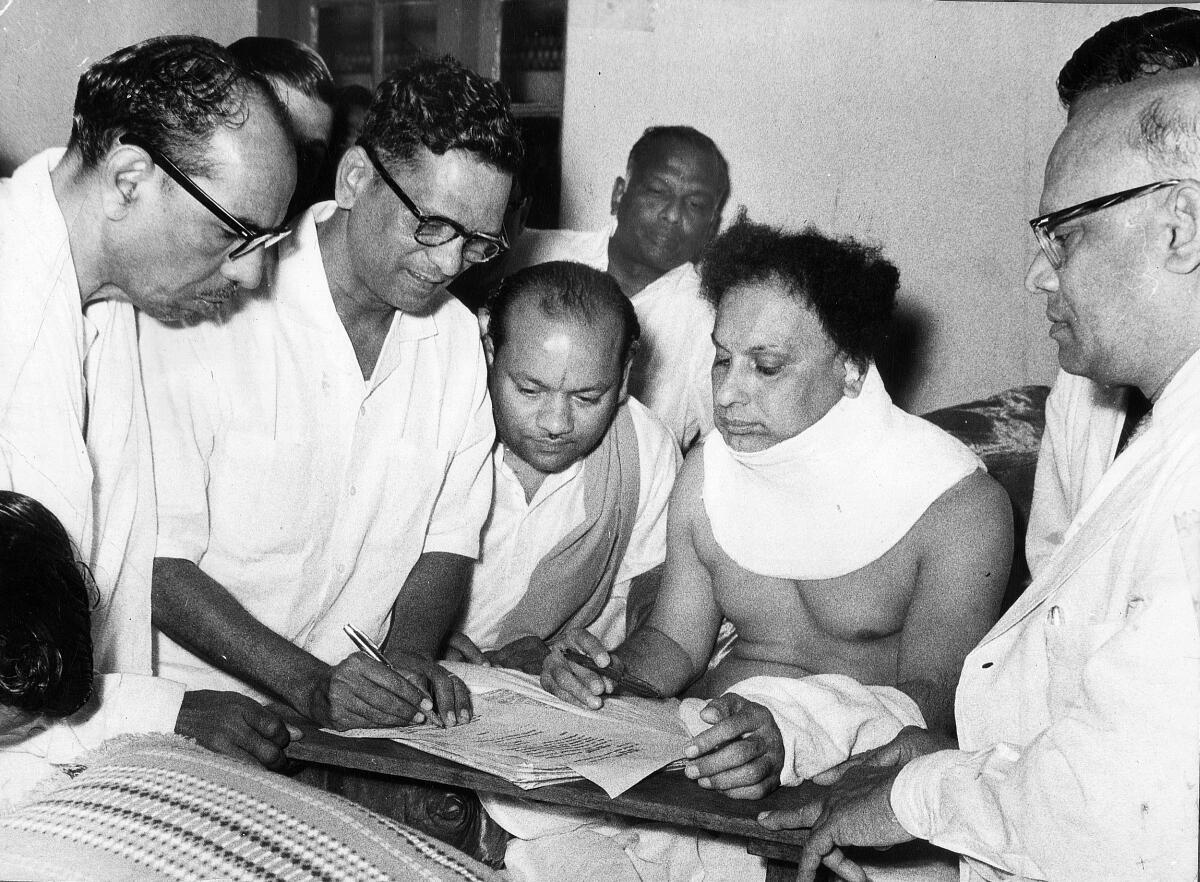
332;662;692;797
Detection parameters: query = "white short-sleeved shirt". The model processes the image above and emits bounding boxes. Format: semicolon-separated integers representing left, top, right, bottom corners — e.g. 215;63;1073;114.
0;149;156;675
141;202;495;698
509;226;716;450
459;398;679;651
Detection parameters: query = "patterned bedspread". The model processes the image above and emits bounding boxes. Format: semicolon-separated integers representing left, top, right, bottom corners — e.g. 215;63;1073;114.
0;735;498;881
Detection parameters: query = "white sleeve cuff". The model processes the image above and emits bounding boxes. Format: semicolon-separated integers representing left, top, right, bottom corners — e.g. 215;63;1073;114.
890;749;965;839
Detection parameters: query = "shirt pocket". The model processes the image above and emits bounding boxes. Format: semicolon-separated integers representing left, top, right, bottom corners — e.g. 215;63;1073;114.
1044;608;1125;710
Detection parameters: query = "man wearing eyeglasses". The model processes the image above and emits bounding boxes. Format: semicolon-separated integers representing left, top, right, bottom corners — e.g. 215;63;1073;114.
141;57;522;743
1026;7;1200;580
756;64;1200;882
0;36;299;769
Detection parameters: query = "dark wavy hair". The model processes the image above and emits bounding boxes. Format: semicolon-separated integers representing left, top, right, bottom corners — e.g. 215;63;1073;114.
358;55;523;174
627;125;730;205
0;492;94;718
228;36;336;104
1058;7;1200;110
67;34;286;177
486;261;640;367
700;212;898;367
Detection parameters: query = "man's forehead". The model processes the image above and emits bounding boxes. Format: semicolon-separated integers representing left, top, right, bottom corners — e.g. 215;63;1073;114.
1042;107;1147;211
634;140;723;189
198;114;295;225
505;300;622;361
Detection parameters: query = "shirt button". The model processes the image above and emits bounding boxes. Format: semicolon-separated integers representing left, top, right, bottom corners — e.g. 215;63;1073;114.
349;485;357;496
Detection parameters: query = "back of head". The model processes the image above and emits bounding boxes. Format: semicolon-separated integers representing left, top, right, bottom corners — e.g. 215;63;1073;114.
0;492;93;719
700;211;898;367
486;261;641;366
228;36;335;104
358;55;523;174
67;34;287;177
1058;7;1200;110
627;124;730;203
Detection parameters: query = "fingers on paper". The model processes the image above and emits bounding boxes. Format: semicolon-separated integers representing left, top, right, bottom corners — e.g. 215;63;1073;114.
426;665;473;726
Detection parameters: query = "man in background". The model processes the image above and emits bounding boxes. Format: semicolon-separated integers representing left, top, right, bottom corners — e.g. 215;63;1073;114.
1026;5;1200;575
509;126;729;450
143;57;522;748
447;261;678;673
0;36;298;765
229;36;336;219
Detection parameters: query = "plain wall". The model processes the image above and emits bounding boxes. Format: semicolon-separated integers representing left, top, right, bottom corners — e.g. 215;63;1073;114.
559;0;1200;412
0;0;257;176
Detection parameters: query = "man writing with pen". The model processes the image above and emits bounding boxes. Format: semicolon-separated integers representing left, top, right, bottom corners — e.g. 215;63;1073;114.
141;56;523;751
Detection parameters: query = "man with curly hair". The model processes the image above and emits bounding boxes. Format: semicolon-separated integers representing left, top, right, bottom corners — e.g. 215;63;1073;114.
141;57;522;749
0;35;297;768
527;217;1012;881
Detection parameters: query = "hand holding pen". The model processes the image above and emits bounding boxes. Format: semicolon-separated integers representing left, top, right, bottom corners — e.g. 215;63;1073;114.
341;624;472;728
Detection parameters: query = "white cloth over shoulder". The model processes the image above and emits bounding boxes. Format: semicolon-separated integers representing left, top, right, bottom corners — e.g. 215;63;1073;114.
717;674;924;785
0;673;183;813
461;399;678;651
704;365;981;580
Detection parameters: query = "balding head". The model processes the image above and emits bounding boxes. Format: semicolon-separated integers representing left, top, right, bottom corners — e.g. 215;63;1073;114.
1029;67;1200;397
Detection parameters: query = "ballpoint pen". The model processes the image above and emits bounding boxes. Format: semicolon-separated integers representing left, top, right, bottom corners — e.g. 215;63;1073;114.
561;649;663;699
343;623;445;728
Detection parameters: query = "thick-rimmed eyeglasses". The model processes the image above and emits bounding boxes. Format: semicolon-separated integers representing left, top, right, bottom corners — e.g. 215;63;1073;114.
359;141;508;264
118;133;292;260
1029;179;1181;269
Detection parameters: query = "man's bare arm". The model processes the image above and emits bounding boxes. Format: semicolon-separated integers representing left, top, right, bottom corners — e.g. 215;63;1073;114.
153;557;440;729
896;470;1012;734
381;551;474;725
542;450;722;705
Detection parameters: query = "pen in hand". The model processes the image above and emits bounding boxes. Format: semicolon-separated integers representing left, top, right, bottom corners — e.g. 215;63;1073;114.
343;623;445;728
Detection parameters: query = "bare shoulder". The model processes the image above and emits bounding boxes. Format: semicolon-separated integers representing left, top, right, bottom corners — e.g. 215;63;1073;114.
921;468;1011;538
911;469;1014;594
671;438;707;508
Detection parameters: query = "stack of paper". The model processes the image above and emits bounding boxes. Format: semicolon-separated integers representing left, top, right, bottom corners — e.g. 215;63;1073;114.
333;661;692;797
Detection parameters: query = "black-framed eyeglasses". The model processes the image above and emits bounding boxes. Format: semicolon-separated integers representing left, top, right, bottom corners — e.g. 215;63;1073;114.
118;133;292;260
359;141;508;264
1029;179;1181;269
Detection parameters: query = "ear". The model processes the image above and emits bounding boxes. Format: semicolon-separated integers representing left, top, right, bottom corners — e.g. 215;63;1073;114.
1163;181;1200;275
335;145;372;209
842;356;867;398
616;345;635;404
480;315;496;368
100;144;155;221
610;176;627;215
